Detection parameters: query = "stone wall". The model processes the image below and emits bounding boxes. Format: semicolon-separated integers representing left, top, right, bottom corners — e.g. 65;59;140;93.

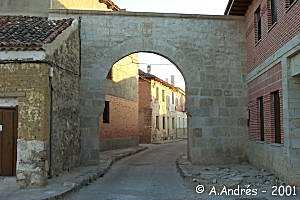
0;62;50;188
50;10;248;167
45;23;81;176
0;0;50;16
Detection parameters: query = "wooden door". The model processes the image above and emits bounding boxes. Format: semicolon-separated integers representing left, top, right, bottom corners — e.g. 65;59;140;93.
0;107;17;176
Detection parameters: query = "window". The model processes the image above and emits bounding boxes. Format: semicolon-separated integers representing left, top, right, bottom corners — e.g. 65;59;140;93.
255;6;262;42
167;117;169;130
273;91;281;143
270;0;278;25
258;97;264;141
156;116;159;129
103;101;110;123
162;90;165;102
106;68;113;80
156;87;159;100
163;116;166;129
172;92;175;104
172;118;175;129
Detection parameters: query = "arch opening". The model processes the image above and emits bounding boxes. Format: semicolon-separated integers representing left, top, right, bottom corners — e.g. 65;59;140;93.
99;52;188;152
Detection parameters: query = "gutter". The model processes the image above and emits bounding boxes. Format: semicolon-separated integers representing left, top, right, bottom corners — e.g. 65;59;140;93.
224;0;235;15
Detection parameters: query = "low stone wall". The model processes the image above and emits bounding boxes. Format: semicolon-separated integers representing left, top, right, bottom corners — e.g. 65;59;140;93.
100;136;139;151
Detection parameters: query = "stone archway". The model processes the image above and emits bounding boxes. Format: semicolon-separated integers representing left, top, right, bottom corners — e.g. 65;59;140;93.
77;11;248;166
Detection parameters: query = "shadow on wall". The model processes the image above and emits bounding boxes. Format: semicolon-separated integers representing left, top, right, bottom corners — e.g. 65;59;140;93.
99;77;140;151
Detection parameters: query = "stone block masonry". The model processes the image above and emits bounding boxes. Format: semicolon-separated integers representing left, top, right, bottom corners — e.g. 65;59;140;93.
49;10;248;166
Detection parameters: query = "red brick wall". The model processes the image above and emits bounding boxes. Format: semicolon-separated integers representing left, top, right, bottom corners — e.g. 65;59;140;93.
245;0;300;73
248;63;284;144
138;78;152;143
100;95;139;139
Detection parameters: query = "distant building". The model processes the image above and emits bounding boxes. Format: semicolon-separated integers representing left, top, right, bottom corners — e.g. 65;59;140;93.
0;0;120;16
138;70;187;143
100;54;140;151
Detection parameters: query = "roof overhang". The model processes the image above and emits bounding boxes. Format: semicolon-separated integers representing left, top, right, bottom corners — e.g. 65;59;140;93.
99;0;121;11
225;0;252;16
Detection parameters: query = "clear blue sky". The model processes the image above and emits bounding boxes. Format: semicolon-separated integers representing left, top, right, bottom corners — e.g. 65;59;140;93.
113;0;230;90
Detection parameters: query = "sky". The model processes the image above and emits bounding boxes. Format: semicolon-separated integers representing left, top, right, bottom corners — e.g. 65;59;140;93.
113;0;229;15
113;0;230;90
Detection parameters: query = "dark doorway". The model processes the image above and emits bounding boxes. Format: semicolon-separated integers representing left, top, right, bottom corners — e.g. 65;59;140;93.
0;107;17;176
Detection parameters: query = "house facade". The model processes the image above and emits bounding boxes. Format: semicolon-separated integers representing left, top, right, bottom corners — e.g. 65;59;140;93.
226;0;300;185
0;0;120;16
100;54;140;151
0;0;124;187
0;16;80;188
138;70;187;143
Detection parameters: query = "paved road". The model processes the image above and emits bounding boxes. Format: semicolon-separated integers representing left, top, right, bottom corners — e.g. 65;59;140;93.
66;141;194;200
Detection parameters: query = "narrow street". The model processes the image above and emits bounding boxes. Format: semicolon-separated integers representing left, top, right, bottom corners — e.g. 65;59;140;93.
66;141;194;200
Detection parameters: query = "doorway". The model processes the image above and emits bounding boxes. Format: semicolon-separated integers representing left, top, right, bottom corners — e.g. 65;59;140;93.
0;107;17;176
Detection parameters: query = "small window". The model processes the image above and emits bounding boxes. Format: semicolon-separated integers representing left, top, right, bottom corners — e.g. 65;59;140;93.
255;6;262;42
156;87;159;100
106;69;113;80
156;116;159;129
103;101;110;123
162;116;166;129
273;91;281;144
172;92;175;104
270;0;278;25
172;118;175;129
162;90;165;102
258;97;264;141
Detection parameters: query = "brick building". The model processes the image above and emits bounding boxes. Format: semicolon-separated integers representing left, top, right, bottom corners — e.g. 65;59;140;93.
138;70;187;143
226;0;300;185
100;54;140;151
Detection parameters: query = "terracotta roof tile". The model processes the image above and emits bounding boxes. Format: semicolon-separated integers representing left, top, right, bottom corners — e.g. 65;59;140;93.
0;16;73;51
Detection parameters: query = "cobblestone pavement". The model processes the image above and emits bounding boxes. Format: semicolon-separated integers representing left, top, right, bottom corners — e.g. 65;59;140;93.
0;146;147;200
177;155;300;200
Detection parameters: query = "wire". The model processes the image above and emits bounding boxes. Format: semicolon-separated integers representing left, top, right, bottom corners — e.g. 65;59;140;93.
128;55;173;66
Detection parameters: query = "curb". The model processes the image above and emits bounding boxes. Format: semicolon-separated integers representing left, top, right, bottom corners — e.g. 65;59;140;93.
45;146;148;200
176;155;187;179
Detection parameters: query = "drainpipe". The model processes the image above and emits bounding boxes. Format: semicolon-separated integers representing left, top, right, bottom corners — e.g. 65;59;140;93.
48;66;54;178
78;16;82;77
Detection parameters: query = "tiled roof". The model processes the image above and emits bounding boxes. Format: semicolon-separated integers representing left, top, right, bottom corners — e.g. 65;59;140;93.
139;69;181;91
139;69;156;79
0;16;73;51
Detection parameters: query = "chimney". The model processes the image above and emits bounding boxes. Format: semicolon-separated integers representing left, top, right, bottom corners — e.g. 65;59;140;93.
166;78;169;83
171;75;175;86
147;65;151;73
